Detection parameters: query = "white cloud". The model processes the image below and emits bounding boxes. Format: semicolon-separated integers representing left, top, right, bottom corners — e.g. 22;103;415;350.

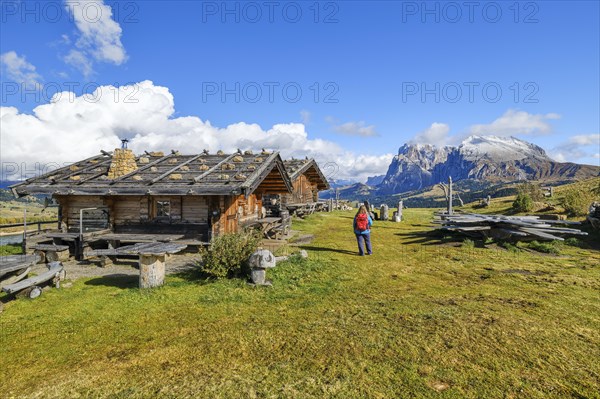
409;123;450;145
469;109;560;137
0;51;42;86
549;134;600;163
593;153;599;159
63;49;94;77
62;0;127;75
332;121;378;137
0;81;389;182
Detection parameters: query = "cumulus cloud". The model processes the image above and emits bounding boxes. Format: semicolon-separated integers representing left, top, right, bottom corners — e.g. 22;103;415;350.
1;81;390;182
469;109;560;137
0;51;42;86
63;0;127;75
63;49;94;77
332;121;378;137
409;123;450;145
550;134;600;163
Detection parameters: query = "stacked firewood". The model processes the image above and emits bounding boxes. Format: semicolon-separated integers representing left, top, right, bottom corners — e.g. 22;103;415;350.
434;212;587;241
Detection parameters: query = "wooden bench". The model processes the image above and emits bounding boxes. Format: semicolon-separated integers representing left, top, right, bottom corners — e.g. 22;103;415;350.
2;262;65;299
31;244;70;263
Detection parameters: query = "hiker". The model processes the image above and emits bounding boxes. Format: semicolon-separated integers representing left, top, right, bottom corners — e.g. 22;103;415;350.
354;205;373;256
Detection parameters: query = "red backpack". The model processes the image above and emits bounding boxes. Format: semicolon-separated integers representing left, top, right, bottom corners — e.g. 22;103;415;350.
356;213;369;231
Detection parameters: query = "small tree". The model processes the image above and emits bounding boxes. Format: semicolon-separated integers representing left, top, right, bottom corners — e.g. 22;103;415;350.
198;230;262;278
562;189;594;216
518;182;544;202
513;192;533;213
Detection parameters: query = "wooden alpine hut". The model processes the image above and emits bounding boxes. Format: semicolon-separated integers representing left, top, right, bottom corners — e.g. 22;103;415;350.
10;147;293;243
264;158;330;216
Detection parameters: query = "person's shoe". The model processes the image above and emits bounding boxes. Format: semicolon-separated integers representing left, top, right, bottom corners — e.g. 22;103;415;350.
367;253;372;255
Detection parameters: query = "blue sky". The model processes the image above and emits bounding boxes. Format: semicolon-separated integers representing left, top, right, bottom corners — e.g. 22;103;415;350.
1;0;599;181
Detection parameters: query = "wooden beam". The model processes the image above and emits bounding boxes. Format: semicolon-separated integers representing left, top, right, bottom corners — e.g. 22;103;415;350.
56;157;114;182
109;153;174;185
10;152;112;188
193;154;237;183
150;154;204;185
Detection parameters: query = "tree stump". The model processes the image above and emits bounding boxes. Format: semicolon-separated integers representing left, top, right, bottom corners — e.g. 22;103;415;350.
139;254;166;288
33;250;46;264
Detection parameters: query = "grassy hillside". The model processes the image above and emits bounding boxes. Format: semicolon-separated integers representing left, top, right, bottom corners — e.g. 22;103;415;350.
1;208;599;398
324;177;600;210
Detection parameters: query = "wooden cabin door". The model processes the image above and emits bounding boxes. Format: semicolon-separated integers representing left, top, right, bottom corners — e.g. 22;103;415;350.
224;196;239;233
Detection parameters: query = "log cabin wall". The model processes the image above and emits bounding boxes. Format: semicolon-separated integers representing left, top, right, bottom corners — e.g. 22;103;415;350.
112;196;142;225
282;175;316;205
56;195;109;232
181;196;209;224
212;194;262;238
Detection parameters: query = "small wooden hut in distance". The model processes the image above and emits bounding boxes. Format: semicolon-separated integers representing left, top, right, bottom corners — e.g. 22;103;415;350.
281;158;330;206
10;148;292;241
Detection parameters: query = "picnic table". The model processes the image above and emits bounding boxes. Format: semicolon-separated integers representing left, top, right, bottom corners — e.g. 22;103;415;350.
254;217;284;238
86;242;187;288
95;233;185;245
31;244;70;262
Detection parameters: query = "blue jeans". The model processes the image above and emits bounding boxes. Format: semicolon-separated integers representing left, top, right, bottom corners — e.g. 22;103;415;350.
356;233;372;255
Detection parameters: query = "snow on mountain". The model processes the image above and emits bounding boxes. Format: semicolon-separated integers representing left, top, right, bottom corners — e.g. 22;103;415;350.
459;136;548;162
377;135;599;194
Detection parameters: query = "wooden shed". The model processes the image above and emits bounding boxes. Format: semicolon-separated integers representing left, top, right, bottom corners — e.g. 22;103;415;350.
263;158;330;217
10;148;292;242
281;158;330;206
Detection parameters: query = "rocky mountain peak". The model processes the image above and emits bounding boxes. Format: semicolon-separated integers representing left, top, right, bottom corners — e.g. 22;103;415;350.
378;135;599;194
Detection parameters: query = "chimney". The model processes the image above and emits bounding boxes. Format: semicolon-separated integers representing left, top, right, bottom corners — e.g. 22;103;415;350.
107;148;138;179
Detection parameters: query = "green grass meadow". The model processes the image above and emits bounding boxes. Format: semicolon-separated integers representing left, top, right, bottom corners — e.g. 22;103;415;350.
1;208;599;398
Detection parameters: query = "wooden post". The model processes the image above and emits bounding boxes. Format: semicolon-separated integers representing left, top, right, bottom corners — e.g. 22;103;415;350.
22;208;27;254
139;253;166;288
448;176;453;215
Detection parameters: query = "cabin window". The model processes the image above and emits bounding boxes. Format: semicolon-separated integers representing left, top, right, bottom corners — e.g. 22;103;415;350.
156;201;171;217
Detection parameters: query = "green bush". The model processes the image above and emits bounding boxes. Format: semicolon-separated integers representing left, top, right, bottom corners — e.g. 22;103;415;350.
528;240;561;255
462;239;475;249
564;237;586;248
500;241;521;253
198;230;262;278
513;192;533;213
562;189;594;216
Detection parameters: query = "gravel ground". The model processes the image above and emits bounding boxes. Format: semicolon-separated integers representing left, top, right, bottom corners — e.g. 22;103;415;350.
28;253;201;282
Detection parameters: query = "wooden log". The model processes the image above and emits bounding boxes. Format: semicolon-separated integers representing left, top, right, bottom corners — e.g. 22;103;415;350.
139;254;166;288
33;250;46;264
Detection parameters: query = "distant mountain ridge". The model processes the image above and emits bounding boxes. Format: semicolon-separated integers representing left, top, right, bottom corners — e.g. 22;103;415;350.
378;135;600;194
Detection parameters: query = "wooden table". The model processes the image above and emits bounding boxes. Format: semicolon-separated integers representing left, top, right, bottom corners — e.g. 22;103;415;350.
31;244;70;262
255;217;283;238
86;242;187;288
96;233;185;244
